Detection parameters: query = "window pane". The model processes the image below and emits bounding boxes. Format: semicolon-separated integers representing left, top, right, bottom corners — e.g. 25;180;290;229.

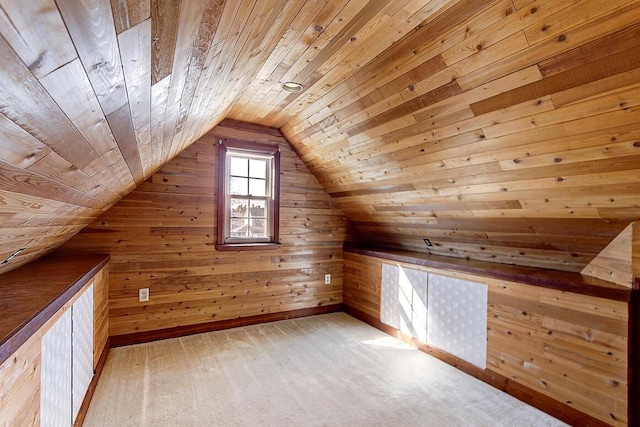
230;177;248;195
249;178;266;196
250;218;267;237
230;157;248;176
230;218;248;237
230;198;248;218
249;200;266;218
249;159;266;178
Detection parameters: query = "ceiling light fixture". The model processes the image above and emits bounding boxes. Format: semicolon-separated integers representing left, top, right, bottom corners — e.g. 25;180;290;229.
281;81;304;93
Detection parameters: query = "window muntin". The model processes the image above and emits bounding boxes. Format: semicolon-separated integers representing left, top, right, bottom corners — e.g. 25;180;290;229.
217;140;280;248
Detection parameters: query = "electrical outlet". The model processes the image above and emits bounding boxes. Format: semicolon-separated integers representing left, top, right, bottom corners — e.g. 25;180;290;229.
139;288;149;302
324;274;331;284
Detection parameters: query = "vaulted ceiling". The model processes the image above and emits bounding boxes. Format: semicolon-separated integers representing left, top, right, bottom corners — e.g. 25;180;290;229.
1;0;639;274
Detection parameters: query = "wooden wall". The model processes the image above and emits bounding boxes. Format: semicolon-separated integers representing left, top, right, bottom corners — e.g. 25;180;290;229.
1;0;639;275
344;250;629;426
60;120;353;337
276;0;640;272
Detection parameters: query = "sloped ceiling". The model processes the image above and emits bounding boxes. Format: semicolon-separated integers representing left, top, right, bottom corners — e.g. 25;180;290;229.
1;0;639;274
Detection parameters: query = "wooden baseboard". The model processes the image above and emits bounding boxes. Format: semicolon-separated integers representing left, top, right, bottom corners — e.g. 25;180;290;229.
111;304;344;347
342;305;610;427
74;337;111;427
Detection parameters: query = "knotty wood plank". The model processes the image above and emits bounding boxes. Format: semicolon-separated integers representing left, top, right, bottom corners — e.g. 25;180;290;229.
471;45;640;116
110;0;151;33
459;0;640;91
39;59;134;193
161;0;207;159
0;37;98;170
150;75;171;171
106;103;144;183
173;0;225;138
151;0;181;85
291;0;391;87
582;224;634;287
0;331;41;427
57;0;128;116
119;19;153;176
0;114;50;168
538;21;640;77
0;160;101;209
0;0;77;78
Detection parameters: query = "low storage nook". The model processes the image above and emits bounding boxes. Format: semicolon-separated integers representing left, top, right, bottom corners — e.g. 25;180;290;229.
344;244;639;427
0;254;109;426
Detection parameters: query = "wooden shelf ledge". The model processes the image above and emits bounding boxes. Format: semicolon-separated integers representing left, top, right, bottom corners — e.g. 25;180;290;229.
0;253;109;365
344;243;633;302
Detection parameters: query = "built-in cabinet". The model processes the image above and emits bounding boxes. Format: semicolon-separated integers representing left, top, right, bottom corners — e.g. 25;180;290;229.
0;255;108;427
380;263;488;368
41;284;94;426
344;246;635;427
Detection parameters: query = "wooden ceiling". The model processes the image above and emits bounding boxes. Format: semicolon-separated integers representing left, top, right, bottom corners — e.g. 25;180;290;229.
1;0;639;274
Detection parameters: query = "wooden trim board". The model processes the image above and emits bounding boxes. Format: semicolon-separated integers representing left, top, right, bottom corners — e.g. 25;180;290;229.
0;254;110;365
73;337;110;427
345;243;631;301
629;278;640;426
111;304;344;347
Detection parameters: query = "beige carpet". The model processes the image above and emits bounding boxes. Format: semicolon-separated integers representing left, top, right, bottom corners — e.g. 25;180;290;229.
84;313;566;426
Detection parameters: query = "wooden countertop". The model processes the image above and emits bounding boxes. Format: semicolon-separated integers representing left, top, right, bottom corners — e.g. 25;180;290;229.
345;243;634;301
0;253;109;365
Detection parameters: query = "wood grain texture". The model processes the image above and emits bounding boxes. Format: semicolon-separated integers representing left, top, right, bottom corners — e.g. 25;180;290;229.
110;0;151;34
0;254;109;364
151;0;180;85
343;247;631;426
0;255;108;426
582;223;635;288
0;0;639;279
60;121;354;336
93;266;109;369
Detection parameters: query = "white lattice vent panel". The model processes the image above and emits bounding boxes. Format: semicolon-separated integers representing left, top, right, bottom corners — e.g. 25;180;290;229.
381;263;428;342
41;308;72;427
399;267;428;343
381;263;400;330
72;284;94;422
427;273;487;369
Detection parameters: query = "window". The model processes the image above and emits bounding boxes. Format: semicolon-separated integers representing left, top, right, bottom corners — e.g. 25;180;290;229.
216;140;280;249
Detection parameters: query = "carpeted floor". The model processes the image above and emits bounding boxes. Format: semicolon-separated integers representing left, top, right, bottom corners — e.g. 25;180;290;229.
84;313;566;426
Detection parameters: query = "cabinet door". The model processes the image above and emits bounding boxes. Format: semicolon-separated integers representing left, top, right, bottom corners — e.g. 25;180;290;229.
41;308;72;427
72;283;94;422
427;273;487;369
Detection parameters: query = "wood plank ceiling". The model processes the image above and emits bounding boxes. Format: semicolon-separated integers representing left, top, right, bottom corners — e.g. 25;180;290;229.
1;0;639;274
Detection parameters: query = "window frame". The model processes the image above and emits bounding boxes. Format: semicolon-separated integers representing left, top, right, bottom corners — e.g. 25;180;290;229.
216;139;281;251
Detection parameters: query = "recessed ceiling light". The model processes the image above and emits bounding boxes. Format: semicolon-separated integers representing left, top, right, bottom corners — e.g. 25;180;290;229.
281;81;304;93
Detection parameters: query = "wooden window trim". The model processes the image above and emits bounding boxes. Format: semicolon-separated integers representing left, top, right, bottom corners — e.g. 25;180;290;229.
216;139;281;251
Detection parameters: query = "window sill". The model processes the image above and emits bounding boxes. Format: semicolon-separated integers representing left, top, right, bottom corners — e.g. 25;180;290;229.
215;243;282;251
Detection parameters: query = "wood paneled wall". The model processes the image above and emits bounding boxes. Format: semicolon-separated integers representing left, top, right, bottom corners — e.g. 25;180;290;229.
275;0;640;272
1;1;639;275
60;120;353;337
344;250;629;426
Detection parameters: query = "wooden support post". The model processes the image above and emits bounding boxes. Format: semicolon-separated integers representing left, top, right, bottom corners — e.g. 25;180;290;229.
629;278;640;427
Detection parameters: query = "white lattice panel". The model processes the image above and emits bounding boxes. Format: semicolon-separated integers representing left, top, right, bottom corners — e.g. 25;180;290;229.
381;263;400;329
72;284;94;422
381;264;429;343
427;273;487;369
41;308;72;427
399;267;428;343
